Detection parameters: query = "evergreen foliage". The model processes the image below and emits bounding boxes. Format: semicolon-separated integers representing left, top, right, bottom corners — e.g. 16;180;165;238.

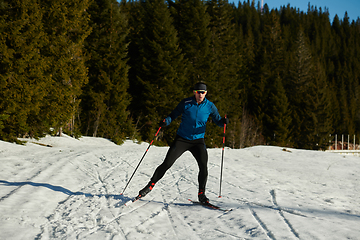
127;0;187;144
204;0;242;148
41;0;91;136
265;75;291;146
0;0;48;141
170;0;212;86
1;0;360;149
80;0;133;144
287;27;314;148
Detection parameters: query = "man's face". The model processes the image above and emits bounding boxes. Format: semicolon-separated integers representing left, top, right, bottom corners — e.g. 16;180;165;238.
194;90;207;103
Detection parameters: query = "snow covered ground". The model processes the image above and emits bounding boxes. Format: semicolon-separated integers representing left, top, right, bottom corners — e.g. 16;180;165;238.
0;134;359;240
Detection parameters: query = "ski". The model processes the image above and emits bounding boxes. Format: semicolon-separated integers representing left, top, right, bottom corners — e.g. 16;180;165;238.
188;199;232;212
114;195;141;207
124;195;141;206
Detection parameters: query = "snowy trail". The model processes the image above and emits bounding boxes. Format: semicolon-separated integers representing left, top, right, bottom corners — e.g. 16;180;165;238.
1;136;360;239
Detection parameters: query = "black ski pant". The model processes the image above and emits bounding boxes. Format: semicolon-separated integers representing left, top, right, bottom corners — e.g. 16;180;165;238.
150;135;208;191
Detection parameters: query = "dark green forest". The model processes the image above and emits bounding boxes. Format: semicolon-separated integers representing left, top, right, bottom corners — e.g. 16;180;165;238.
1;0;360;149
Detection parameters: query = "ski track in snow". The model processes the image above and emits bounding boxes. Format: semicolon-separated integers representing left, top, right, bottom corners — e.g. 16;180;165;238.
1;137;360;239
270;189;300;239
248;206;276;240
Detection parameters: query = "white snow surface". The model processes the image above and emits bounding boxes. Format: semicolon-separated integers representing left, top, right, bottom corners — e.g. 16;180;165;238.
0;135;359;240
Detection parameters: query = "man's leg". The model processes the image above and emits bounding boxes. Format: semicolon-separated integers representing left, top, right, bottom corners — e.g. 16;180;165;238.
139;136;188;197
190;140;209;203
151;137;188;183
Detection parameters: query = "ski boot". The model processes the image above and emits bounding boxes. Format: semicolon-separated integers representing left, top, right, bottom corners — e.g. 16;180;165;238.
138;182;155;198
198;190;209;204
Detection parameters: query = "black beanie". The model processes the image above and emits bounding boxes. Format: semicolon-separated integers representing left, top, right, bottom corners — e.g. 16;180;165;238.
193;82;207;91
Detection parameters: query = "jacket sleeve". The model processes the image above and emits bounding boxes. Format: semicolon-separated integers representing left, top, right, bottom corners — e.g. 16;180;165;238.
164;99;185;126
210;103;223;127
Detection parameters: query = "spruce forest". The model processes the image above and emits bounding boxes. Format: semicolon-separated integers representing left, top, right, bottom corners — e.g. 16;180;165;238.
1;0;360;150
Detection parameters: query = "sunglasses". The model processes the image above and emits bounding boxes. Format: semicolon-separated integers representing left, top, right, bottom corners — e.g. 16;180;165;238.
194;90;207;94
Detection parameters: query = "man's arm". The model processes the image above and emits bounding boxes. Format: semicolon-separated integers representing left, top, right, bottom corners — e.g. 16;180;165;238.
210;103;224;127
163;99;185;126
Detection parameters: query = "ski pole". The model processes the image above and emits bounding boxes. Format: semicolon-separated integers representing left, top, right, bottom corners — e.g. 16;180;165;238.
219;114;227;198
121;126;162;195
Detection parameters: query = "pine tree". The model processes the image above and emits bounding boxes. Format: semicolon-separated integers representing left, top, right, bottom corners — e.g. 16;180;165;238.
264;75;291;146
287;27;313;148
81;0;132;144
0;0;48;141
205;0;242;147
231;2;264;148
307;59;333;149
328;13;360;136
259;10;287;145
41;0;91;136
235;1;266;147
170;0;212;86
338;63;359;136
128;0;187;144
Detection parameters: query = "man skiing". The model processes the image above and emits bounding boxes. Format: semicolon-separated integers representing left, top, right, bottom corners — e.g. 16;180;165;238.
138;82;228;204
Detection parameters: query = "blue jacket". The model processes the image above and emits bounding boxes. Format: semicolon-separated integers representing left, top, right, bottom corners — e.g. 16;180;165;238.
164;97;223;140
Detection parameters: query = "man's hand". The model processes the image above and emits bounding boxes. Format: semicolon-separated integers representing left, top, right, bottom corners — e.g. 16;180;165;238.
159;119;167;127
222;117;229;125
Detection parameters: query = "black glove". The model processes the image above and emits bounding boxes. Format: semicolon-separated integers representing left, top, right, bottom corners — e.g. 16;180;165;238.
159;119;167;127
222;117;229;125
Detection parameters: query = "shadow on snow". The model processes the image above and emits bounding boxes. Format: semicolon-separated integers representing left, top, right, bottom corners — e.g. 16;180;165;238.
0;179;127;201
